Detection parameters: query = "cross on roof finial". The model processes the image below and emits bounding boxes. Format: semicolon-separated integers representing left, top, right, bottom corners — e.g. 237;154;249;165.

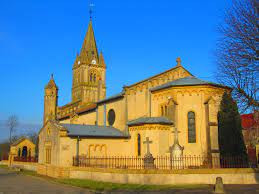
143;137;153;154
51;73;54;80
176;57;182;66
89;1;95;20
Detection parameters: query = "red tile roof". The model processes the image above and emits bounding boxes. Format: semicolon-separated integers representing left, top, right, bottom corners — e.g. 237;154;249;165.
241;113;256;130
57;103;97;120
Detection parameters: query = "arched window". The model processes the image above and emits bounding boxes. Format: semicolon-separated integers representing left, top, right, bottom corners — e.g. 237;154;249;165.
93;74;96;82
137;134;141;156
90;73;93;82
188;111;196;143
22;146;28;158
108;109;116;126
161;106;164;116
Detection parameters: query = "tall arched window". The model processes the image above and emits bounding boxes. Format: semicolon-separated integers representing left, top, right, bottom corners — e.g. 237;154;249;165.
188;111;196;143
137;134;141;156
161;106;164;116
90;73;93;82
93;74;96;82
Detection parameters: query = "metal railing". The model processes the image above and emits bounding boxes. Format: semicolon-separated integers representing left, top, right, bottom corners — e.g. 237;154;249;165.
0;154;9;161
14;156;38;163
73;155;250;169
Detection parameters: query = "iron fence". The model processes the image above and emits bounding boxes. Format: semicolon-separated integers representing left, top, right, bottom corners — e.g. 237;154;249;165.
0;154;9;161
73;155;250;169
14;156;38;163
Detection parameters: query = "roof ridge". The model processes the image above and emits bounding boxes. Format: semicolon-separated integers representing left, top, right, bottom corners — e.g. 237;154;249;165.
125;66;193;88
150;76;230;92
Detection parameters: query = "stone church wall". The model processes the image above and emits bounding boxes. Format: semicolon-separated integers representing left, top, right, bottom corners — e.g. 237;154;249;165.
38;122;61;166
58;136;132;167
151;85;225;157
127;89;150;121
129;125;173;156
103;98;126;131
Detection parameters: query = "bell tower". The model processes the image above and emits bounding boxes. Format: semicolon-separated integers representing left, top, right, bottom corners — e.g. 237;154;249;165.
43;75;58;124
72;20;106;103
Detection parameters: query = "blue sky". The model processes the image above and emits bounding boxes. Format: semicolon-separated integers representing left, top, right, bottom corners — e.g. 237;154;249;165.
0;0;229;141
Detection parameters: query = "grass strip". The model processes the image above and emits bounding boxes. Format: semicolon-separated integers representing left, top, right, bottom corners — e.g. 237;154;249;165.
0;164;8;169
57;178;209;191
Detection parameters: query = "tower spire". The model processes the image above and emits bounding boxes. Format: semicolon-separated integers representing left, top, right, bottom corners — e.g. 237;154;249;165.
79;18;98;63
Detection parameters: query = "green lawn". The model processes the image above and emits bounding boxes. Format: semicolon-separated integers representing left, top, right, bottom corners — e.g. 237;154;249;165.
57;178;209;191
0;164;8;169
0;165;209;191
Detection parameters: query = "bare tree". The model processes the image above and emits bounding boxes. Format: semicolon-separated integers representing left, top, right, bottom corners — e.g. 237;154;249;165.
215;0;258;112
26;130;39;157
6;115;18;146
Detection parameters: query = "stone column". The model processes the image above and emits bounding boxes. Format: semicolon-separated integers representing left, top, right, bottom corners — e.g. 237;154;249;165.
8;146;16;167
124;90;129;135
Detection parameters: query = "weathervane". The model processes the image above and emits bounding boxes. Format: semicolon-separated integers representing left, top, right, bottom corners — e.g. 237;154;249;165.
89;0;95;20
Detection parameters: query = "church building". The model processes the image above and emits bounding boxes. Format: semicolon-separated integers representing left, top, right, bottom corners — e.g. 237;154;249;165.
38;19;231;167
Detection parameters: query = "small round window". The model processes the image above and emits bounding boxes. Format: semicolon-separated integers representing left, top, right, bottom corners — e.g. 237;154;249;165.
108;109;115;126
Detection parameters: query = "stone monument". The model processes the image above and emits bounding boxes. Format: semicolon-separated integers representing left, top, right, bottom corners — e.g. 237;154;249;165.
214;177;225;193
143;137;155;169
170;127;184;169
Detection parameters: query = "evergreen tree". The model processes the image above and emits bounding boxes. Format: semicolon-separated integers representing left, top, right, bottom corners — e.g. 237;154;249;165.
218;92;247;157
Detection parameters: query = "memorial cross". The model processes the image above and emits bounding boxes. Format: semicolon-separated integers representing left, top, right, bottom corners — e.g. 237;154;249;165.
172;127;180;144
143;137;153;154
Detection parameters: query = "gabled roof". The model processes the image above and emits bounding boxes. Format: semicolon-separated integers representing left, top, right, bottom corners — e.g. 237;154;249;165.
150;76;230;92
127;117;173;126
60;123;129;138
124;65;193;89
57;103;97;120
76;103;97;114
11;137;34;146
97;92;125;104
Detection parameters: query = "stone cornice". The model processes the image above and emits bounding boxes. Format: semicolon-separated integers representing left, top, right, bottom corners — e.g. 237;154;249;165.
129;124;171;131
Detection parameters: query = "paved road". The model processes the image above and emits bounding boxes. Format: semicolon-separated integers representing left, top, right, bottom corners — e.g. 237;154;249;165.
0;168;258;194
0;168;90;194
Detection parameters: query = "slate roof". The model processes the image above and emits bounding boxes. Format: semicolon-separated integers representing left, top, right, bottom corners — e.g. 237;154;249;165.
45;75;58;89
60;123;129;138
97;92;125;104
150;76;230;92
11;137;33;146
127;117;173;126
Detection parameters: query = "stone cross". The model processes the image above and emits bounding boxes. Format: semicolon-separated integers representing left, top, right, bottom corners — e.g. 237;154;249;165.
143;137;153;154
176;57;181;66
172;127;180;144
